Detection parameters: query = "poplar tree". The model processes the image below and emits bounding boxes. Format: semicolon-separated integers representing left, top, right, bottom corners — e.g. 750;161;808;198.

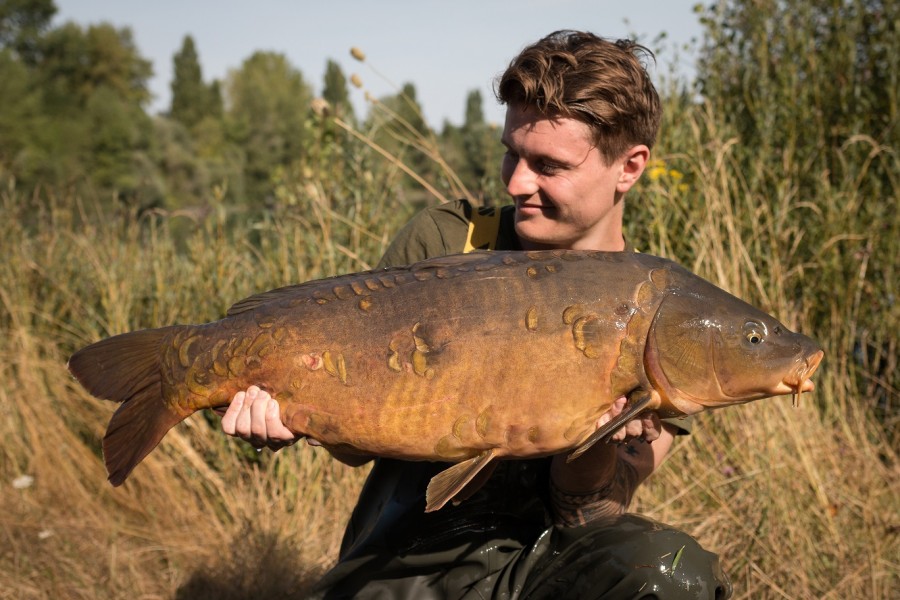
322;59;353;120
170;35;209;129
460;90;489;184
438;89;503;202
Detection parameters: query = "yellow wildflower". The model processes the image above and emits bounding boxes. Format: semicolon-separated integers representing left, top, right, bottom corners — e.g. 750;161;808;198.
645;159;667;181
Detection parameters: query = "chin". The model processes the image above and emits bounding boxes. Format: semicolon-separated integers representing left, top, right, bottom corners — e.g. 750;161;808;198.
514;221;565;248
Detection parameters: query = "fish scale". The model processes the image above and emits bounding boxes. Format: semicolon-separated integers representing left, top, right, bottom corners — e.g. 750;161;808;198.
68;249;823;512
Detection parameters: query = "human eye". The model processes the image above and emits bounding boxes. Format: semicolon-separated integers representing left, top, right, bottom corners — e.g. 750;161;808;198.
537;160;562;175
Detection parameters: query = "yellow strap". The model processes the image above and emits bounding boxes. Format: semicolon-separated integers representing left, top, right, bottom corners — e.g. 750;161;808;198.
463;206;502;253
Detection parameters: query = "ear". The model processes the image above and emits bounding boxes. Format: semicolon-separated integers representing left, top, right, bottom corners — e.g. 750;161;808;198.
616;145;650;193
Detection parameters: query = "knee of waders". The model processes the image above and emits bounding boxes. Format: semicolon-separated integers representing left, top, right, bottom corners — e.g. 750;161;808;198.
525;514;733;600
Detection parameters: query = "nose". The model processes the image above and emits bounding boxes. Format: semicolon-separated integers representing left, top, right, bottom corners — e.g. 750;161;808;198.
503;157;538;198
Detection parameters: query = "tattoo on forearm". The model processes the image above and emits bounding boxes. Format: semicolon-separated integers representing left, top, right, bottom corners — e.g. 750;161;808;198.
550;456;640;527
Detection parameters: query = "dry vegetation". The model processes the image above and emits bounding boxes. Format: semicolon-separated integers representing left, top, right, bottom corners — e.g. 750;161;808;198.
2;67;898;600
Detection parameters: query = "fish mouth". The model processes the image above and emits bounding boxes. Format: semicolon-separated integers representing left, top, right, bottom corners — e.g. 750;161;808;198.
776;350;824;406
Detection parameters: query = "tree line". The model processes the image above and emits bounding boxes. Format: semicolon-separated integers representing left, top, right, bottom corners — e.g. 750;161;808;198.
1;0;894;222
0;0;502;212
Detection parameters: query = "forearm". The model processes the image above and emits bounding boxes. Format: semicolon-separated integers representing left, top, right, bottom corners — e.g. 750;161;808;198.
549;443;638;526
549;424;676;527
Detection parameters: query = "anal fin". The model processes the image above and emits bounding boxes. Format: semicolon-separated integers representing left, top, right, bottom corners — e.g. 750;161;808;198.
425;449;497;512
567;391;654;463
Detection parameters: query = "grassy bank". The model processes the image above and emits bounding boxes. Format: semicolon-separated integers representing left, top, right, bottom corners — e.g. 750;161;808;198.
1;98;897;599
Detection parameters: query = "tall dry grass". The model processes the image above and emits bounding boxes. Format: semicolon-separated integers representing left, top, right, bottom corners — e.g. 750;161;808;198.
1;98;897;599
0;180;412;599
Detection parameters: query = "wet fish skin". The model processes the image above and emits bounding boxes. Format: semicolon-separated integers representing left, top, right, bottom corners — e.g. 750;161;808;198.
67;249;824;511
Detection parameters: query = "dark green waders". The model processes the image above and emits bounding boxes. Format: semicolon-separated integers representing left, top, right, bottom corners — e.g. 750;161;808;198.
308;459;732;600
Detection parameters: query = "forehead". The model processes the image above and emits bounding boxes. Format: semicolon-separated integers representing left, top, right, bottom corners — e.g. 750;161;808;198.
501;104;595;154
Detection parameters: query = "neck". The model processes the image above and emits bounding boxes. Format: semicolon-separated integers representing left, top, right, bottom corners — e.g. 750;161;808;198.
519;234;626;252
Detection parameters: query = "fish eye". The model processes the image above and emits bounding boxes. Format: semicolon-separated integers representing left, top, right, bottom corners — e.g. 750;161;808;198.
743;321;767;345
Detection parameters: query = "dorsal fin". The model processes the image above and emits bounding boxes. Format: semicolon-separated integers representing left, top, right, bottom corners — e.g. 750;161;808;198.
411;251;495;270
425;448;497;512
226;252;501;317
225;282;319;316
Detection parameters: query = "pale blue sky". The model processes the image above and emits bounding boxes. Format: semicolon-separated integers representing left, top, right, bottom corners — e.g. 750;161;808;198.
53;1;704;127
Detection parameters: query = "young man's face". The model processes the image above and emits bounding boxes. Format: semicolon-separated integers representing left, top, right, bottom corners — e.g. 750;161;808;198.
500;103;647;251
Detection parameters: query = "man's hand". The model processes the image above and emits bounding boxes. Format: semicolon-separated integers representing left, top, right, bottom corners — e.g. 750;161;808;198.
549;397;676;526
219;386;373;466
220;386;300;451
598;396;663;445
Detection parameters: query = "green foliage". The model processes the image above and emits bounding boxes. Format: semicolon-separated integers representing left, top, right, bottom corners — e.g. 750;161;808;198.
224;51;314;205
697;0;897;187
439;90;505;204
0;7;505;212
84;84;159;206
37;21;152;110
690;0;899;423
322;59;354;121
0;48;39;175
0;0;55;62
365;82;438;191
0;17;158;206
158;36;234;209
207;79;223;120
170;35;220;130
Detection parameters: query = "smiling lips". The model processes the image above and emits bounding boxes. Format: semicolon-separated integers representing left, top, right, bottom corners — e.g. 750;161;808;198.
516;200;556;214
518;200;551;208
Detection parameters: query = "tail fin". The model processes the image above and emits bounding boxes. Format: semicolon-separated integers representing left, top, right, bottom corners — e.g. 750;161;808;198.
68;326;187;486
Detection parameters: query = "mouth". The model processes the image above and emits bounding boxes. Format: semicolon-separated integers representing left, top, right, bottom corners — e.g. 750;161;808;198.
515;199;555;214
780;350;825;406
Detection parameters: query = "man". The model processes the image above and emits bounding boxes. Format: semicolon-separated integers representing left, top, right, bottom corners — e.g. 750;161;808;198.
223;31;732;599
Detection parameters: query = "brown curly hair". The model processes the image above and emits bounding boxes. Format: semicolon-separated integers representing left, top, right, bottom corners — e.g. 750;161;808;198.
496;30;662;164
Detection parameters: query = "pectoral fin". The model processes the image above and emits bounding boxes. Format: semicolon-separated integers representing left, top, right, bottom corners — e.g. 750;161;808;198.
425;449;497;512
567;391;654;463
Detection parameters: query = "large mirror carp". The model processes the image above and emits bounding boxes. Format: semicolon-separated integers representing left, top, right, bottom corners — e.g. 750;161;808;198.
68;250;823;511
